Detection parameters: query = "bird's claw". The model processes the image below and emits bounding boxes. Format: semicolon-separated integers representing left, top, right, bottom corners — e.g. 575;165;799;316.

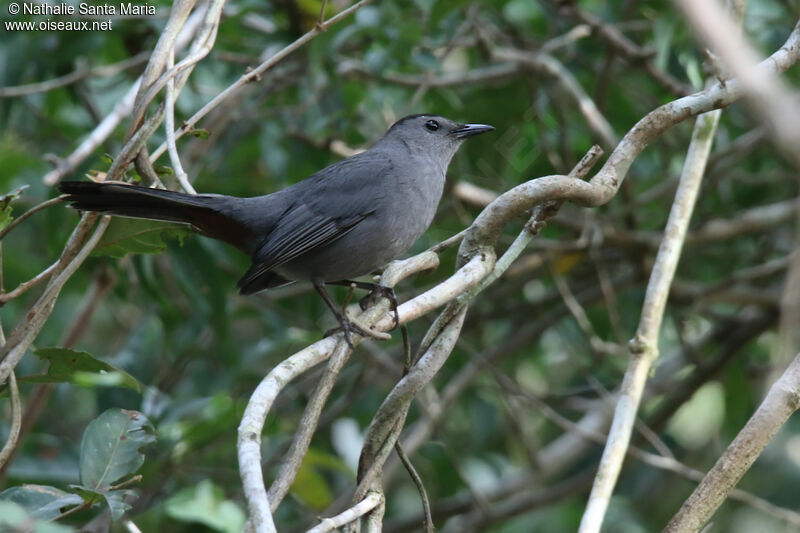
324;313;391;348
358;285;400;329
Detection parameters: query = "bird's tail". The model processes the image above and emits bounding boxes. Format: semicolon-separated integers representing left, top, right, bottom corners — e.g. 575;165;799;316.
58;181;256;253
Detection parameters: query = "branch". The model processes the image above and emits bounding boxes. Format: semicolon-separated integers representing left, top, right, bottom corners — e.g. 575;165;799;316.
673;5;800;169
663;352;800;532
0;215;109;384
237;252;445;533
0;196;66;242
267;339;354;509
150;0;377;162
42;8;206;185
457;20;800;266
492;47;618;149
578;104;722;533
0;261;59;304
0;372;21;470
306;492;383;533
0;53;149;98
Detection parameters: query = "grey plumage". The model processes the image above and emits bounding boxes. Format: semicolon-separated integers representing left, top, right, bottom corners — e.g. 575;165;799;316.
59;114;493;340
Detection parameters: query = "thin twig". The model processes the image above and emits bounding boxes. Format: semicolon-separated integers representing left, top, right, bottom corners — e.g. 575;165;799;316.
664;352;800;532
306;493;383;533
0;53;149;98
0;261;59;304
165;48;196;194
266;338;353;510
395;443;434;533
42;9;206;185
0;372;21;469
578;109;722;533
0;196;67;241
0;215;109;383
150;0;377;162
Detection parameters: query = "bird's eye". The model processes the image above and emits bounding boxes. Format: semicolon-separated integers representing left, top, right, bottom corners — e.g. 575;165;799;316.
425;120;439;131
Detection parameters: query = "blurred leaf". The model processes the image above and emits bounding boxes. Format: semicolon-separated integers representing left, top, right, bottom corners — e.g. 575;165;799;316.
0;185;28;231
0;485;83;520
79;409;155;490
164;479;245;533
187;128;210;139
297;0;337;23
552;252;585;275
152;165;174;176
0;500;74;532
21;347;141;392
92;218;190;258
667;382;726;449
678;50;703;89
291;462;333;510
503;0;540;24
290;448;352;510
653;16;676;72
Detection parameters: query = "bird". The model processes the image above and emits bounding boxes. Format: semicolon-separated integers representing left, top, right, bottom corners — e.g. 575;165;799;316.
59;114;494;345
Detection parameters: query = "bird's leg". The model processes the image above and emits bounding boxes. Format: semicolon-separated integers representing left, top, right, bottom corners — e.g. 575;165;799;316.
328;280;400;330
313;280;391;348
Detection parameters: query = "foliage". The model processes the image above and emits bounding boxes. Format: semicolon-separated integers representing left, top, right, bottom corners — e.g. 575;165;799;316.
1;0;799;531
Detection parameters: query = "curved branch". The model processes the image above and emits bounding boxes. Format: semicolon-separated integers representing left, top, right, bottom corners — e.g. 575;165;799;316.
457;20;800;266
0;372;21;469
663;352;800;532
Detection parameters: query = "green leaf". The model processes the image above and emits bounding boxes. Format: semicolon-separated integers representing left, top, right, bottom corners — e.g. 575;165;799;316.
22;347;141;393
69;486;132;521
152;165;174;176
102;490;132;521
291;463;333;510
164;480;245;533
92;218;190;259
0;500;74;532
289;448;350;510
0;185;28;232
186;128;210;140
0;484;83;520
79;409;155;491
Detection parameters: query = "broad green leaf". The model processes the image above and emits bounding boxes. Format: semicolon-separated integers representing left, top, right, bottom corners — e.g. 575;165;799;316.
69;486;132;521
79;409;155;491
0;500;74;532
91;218;190;259
164;479;245;533
23;348;141;393
0;485;83;520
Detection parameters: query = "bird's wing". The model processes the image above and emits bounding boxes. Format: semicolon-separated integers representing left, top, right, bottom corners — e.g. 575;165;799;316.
236;154;391;293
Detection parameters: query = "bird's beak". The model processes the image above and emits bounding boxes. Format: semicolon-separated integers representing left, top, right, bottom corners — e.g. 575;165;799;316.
450;123;495;139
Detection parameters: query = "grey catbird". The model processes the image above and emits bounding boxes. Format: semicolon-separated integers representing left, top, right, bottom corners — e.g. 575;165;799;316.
59;114;494;344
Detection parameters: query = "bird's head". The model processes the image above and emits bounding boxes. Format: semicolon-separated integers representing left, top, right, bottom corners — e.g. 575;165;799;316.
379;114;494;164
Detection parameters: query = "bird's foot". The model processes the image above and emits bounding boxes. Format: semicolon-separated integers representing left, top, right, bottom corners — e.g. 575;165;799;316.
358;285;400;329
325;311;391;348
